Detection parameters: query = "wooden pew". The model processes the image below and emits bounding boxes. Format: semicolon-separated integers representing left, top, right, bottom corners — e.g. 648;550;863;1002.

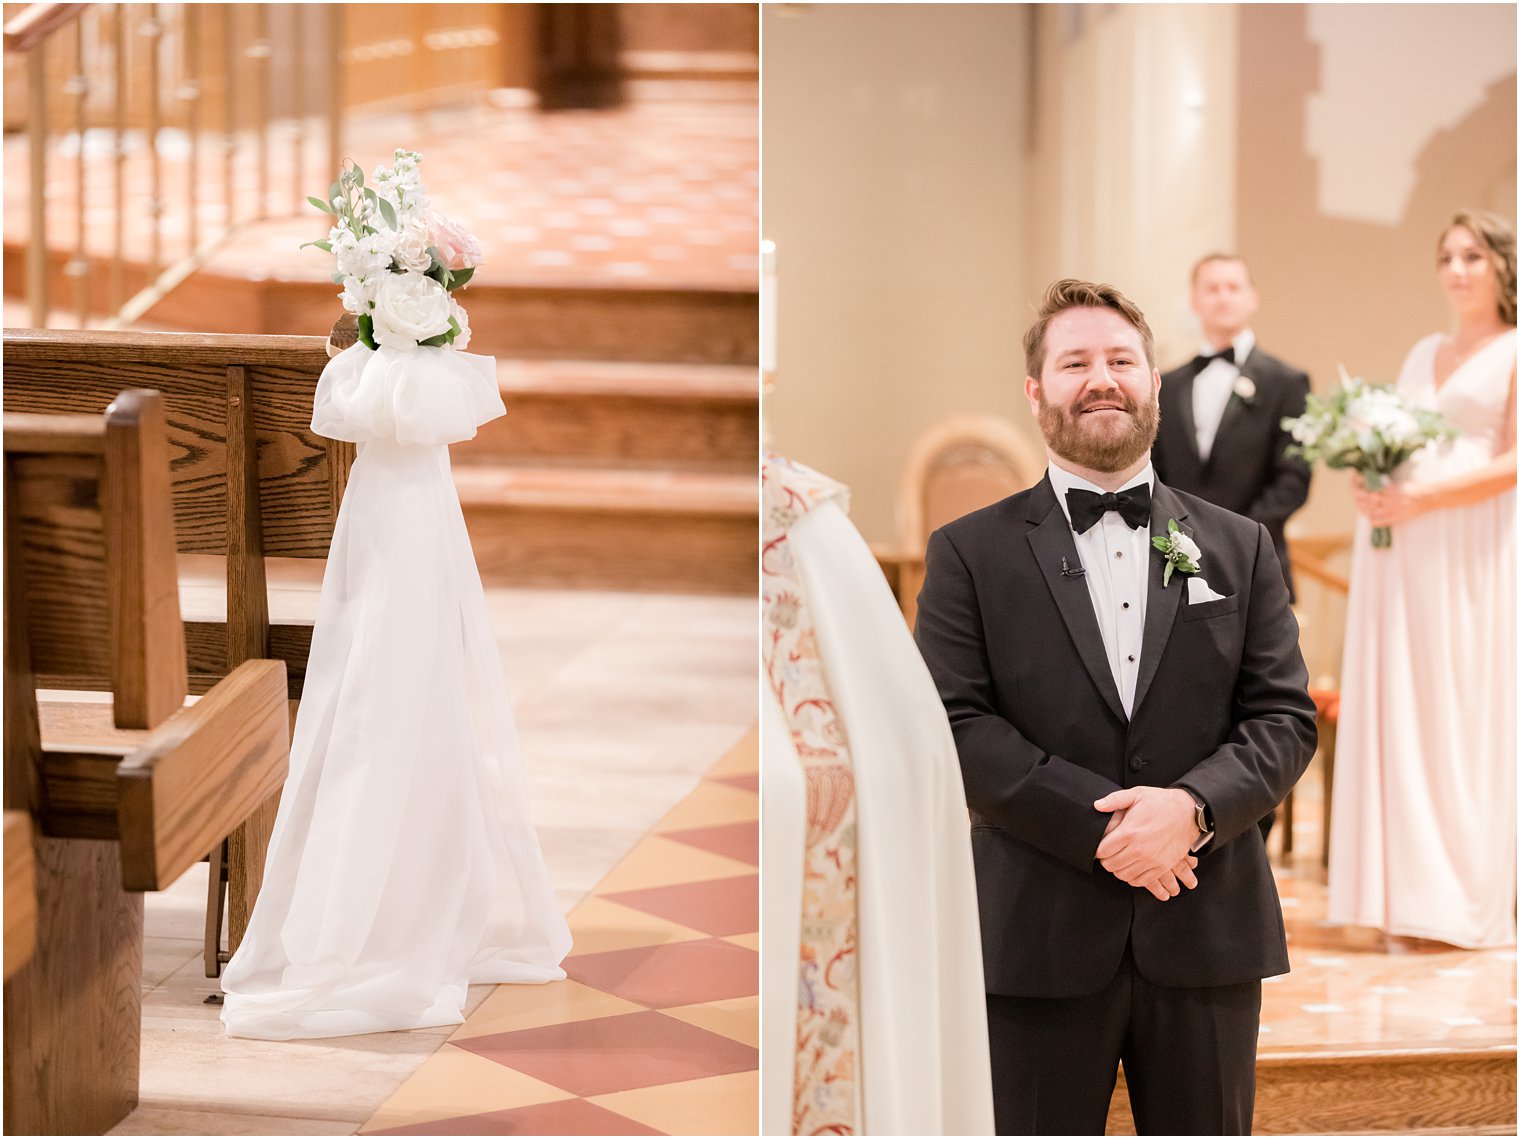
3;390;290;1134
3;812;36;981
2;328;351;971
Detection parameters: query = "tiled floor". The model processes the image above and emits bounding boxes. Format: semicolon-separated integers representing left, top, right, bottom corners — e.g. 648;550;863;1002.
108;581;757;1136
360;730;759;1136
5;100;759;297
1263;756;1515;1055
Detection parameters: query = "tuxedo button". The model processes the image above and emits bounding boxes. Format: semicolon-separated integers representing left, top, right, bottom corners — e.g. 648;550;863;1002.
1128;755;1145;772
1127;654;1136;662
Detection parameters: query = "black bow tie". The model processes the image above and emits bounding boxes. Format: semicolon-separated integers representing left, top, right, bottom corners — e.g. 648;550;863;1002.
1066;484;1151;534
1191;346;1236;369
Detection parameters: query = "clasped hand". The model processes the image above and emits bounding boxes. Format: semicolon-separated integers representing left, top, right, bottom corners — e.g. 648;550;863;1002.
1352;474;1427;527
1094;787;1200;902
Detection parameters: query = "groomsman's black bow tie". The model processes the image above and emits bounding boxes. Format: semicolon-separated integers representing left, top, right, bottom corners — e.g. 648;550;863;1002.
1191;345;1236;369
1066;485;1151;534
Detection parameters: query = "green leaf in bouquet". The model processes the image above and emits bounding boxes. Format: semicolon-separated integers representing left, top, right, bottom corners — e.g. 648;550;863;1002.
377;197;398;230
417;316;462;349
330;181;343;205
356;313;378;352
352;164;364;188
299;239;333;252
307;195;335;214
447;266;474;290
331;270;346;284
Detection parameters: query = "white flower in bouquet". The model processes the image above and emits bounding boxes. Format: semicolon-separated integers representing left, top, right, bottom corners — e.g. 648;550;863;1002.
449;296;472;351
1281;366;1455;550
391;217;435;275
372;149;429;220
371;273;453;350
340;275;375;316
305;150;478;352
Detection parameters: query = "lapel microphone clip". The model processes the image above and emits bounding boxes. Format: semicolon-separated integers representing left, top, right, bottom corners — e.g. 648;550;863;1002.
1060;556;1086;578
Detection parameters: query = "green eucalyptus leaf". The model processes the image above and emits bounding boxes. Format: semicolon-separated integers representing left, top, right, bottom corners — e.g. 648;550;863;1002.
329;181;342;204
377;197;398;230
352;164;364;188
331;271;346;284
306;195;335;214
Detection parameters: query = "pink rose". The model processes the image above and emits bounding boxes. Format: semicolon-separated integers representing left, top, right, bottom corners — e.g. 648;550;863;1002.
428;214;484;271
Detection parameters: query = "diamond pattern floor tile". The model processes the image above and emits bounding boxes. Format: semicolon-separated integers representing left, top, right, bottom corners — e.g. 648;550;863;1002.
662;820;758;866
562;937;758;1009
589;1070;760;1137
602;874;759;938
454;1010;758;1097
365;1098;661;1136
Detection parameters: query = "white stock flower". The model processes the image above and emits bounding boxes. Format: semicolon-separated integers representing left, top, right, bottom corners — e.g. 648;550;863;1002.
339;275;375;315
370;272;453;349
334;227;397;281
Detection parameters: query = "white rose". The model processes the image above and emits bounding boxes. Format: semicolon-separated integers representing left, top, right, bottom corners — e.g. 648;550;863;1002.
391;217;434;274
1173;533;1202;564
371;272;453;349
450;297;472;350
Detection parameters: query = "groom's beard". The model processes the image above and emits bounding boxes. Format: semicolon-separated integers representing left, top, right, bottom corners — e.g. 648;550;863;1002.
1037;385;1160;474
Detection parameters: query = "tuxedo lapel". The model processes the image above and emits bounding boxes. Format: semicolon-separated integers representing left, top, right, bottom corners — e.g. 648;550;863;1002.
1133;481;1189;715
1025;478;1128;724
1172;365;1201;462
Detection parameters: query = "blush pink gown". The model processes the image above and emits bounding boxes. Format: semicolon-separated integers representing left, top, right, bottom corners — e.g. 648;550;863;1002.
1327;329;1516;948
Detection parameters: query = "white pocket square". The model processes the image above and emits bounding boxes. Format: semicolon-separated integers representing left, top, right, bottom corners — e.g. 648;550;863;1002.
1187;575;1228;604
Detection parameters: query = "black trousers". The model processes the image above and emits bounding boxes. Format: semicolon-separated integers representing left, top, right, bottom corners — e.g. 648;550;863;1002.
986;944;1262;1135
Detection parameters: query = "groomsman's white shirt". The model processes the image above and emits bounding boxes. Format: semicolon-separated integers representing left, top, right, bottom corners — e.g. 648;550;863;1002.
1047;459;1153;717
1192;328;1255;461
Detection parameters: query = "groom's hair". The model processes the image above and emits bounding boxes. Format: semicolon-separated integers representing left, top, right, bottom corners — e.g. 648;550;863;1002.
1023;278;1156;380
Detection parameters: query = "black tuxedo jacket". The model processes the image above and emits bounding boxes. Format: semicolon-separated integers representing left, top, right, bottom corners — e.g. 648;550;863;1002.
1152;347;1311;599
914;476;1316;999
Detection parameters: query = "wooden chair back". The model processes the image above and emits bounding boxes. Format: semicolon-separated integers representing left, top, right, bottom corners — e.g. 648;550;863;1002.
1;329;351;695
898;414;1044;552
4;390;187;733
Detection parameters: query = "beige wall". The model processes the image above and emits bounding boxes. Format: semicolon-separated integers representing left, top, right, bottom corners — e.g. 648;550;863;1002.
764;2;1516;548
762;3;1031;545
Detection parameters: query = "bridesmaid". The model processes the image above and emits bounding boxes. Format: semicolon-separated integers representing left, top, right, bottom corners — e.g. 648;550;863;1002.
1326;209;1517;949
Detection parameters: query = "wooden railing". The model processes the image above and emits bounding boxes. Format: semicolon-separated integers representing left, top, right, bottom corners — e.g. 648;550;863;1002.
3;2;344;329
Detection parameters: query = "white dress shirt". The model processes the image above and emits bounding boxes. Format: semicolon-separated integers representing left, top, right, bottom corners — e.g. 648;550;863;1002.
1192;328;1255;461
1046;459;1153;718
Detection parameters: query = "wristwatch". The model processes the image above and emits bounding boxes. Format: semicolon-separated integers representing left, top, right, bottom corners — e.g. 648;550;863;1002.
1182;788;1214;848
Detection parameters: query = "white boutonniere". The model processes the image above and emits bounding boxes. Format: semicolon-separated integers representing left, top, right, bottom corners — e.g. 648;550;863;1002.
1233;375;1257;404
1152;519;1201;587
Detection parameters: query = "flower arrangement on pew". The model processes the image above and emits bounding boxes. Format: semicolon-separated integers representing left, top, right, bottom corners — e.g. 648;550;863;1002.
303;149;483;352
1281;367;1454;549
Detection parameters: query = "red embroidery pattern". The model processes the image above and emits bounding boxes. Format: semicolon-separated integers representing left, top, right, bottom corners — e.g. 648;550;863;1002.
762;455;861;1136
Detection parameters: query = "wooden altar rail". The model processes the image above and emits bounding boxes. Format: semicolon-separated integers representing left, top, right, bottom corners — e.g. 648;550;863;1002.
2;2;345;328
1;328;350;976
3;391;290;1135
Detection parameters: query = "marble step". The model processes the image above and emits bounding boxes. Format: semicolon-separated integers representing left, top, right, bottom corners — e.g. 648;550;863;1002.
461;358;757;472
452;464;754;594
1;244;758;365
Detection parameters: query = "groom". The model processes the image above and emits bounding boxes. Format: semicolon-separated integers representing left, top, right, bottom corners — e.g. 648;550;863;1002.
914;279;1316;1135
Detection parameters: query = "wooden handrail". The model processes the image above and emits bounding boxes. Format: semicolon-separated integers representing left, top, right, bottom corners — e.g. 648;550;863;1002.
2;3;89;54
1290;549;1350;595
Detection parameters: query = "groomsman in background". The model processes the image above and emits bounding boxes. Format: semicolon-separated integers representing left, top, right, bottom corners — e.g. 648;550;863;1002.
1153;254;1311;602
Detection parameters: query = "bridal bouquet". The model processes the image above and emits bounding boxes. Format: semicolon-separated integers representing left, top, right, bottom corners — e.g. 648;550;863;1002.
303;149;482;352
1281;367;1453;549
